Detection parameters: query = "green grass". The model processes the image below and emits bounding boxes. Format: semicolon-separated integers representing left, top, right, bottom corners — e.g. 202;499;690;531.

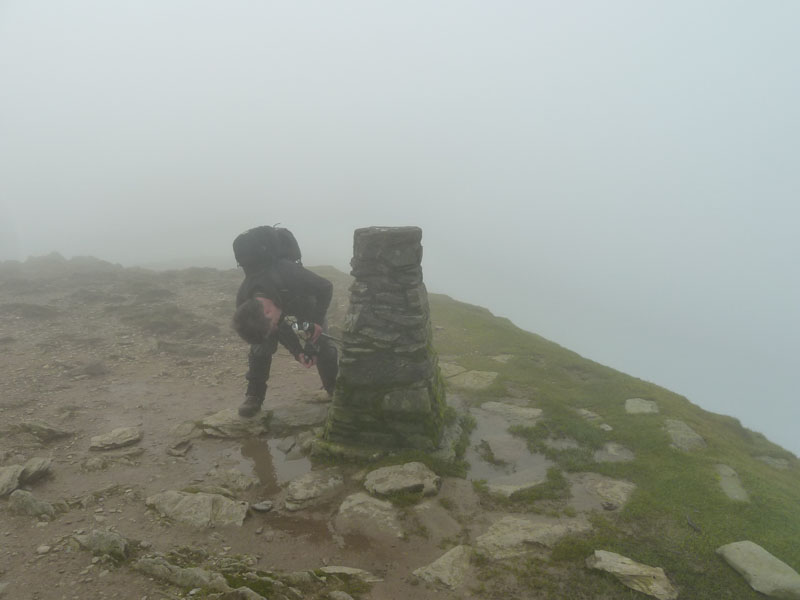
429;293;800;599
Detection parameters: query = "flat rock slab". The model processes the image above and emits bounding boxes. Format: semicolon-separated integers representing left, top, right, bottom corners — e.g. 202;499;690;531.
0;465;24;497
544;437;580;451
413;544;472;588
90;427;142;450
334;492;403;539
593;442;635;463
14;420;73;442
449;370;498;390
284;470;344;511
146;490;248;528
475;514;591;560
318;566;383;583
207;468;260;492
717;540;800;598
586;550;678;600
625;398;659;414
439;362;468;378
485;467;548;498
364;462;441;497
758;456;790;470
716;464;749;502
483;436;530;464
133;555;229;592
568;473;637;512
665;419;706;451
479;401;542;425
200;409;269;438
413;501;463;544
269;402;330;435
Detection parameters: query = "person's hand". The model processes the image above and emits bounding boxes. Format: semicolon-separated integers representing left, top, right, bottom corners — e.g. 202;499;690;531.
297;353;316;368
310;323;323;344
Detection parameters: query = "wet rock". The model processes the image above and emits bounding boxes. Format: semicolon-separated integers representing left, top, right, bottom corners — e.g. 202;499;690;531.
665;419;706;451
20;457;53;483
89;427;142;450
133;554;230;592
284;470;344;512
479;401;542;425
449;370;498;390
364;462;441;497
318;566;383;583
208;468;259;491
625;398;659;414
717;540;800;598
593;442;635;463
757;456;790;470
334;492;403;539
7;489;56;519
146;490;248;528
0;465;24;497
475;515;592;560
413;545;471;588
73;529;130;561
200;409;269;438
586;550;678;600
485;468;548;498
715;464;749;502
14;420;72;443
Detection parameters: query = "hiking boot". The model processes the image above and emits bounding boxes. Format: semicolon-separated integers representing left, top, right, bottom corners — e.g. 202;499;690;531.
238;395;263;418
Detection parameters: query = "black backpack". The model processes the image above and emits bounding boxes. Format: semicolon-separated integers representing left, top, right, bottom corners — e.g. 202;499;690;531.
233;225;302;275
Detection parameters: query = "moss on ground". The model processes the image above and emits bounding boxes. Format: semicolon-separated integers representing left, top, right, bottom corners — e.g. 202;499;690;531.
429;293;800;599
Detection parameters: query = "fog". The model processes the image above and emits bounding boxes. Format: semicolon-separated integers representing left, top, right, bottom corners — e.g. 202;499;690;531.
1;2;798;454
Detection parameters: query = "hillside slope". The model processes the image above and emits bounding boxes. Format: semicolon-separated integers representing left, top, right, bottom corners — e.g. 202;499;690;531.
0;256;797;600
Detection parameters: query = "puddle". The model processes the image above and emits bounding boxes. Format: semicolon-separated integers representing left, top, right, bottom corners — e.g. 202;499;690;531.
466;406;553;485
239;438;312;495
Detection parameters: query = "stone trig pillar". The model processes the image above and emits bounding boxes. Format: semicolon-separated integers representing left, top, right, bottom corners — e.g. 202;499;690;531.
324;226;445;451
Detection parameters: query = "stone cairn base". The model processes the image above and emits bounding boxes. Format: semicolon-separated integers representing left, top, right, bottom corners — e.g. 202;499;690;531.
323;226;445;451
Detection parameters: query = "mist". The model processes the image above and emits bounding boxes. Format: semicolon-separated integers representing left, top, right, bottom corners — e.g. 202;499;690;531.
1;1;798;454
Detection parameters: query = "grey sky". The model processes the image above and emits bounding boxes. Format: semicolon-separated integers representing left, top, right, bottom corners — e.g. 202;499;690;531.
1;2;798;453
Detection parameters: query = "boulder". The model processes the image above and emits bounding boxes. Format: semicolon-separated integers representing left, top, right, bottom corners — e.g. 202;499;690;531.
717;540;800;599
14;421;72;442
586;550;678;600
146;490;248;528
318;566;383;583
334;492;403;539
73;529;130;561
20;457;53;483
0;465;24;497
593;442;635;463
7;490;56;519
413;545;471;588
364;462;441;497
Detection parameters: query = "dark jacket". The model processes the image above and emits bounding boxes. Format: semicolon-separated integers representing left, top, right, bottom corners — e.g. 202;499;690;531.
236;259;333;358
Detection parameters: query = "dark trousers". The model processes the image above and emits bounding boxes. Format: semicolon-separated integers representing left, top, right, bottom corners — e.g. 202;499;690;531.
246;326;338;399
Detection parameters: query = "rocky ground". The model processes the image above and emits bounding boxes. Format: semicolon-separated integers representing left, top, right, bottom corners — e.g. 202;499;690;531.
1;255;797;600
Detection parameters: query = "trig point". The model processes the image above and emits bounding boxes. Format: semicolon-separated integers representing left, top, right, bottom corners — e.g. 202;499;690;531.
323;226;446;451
